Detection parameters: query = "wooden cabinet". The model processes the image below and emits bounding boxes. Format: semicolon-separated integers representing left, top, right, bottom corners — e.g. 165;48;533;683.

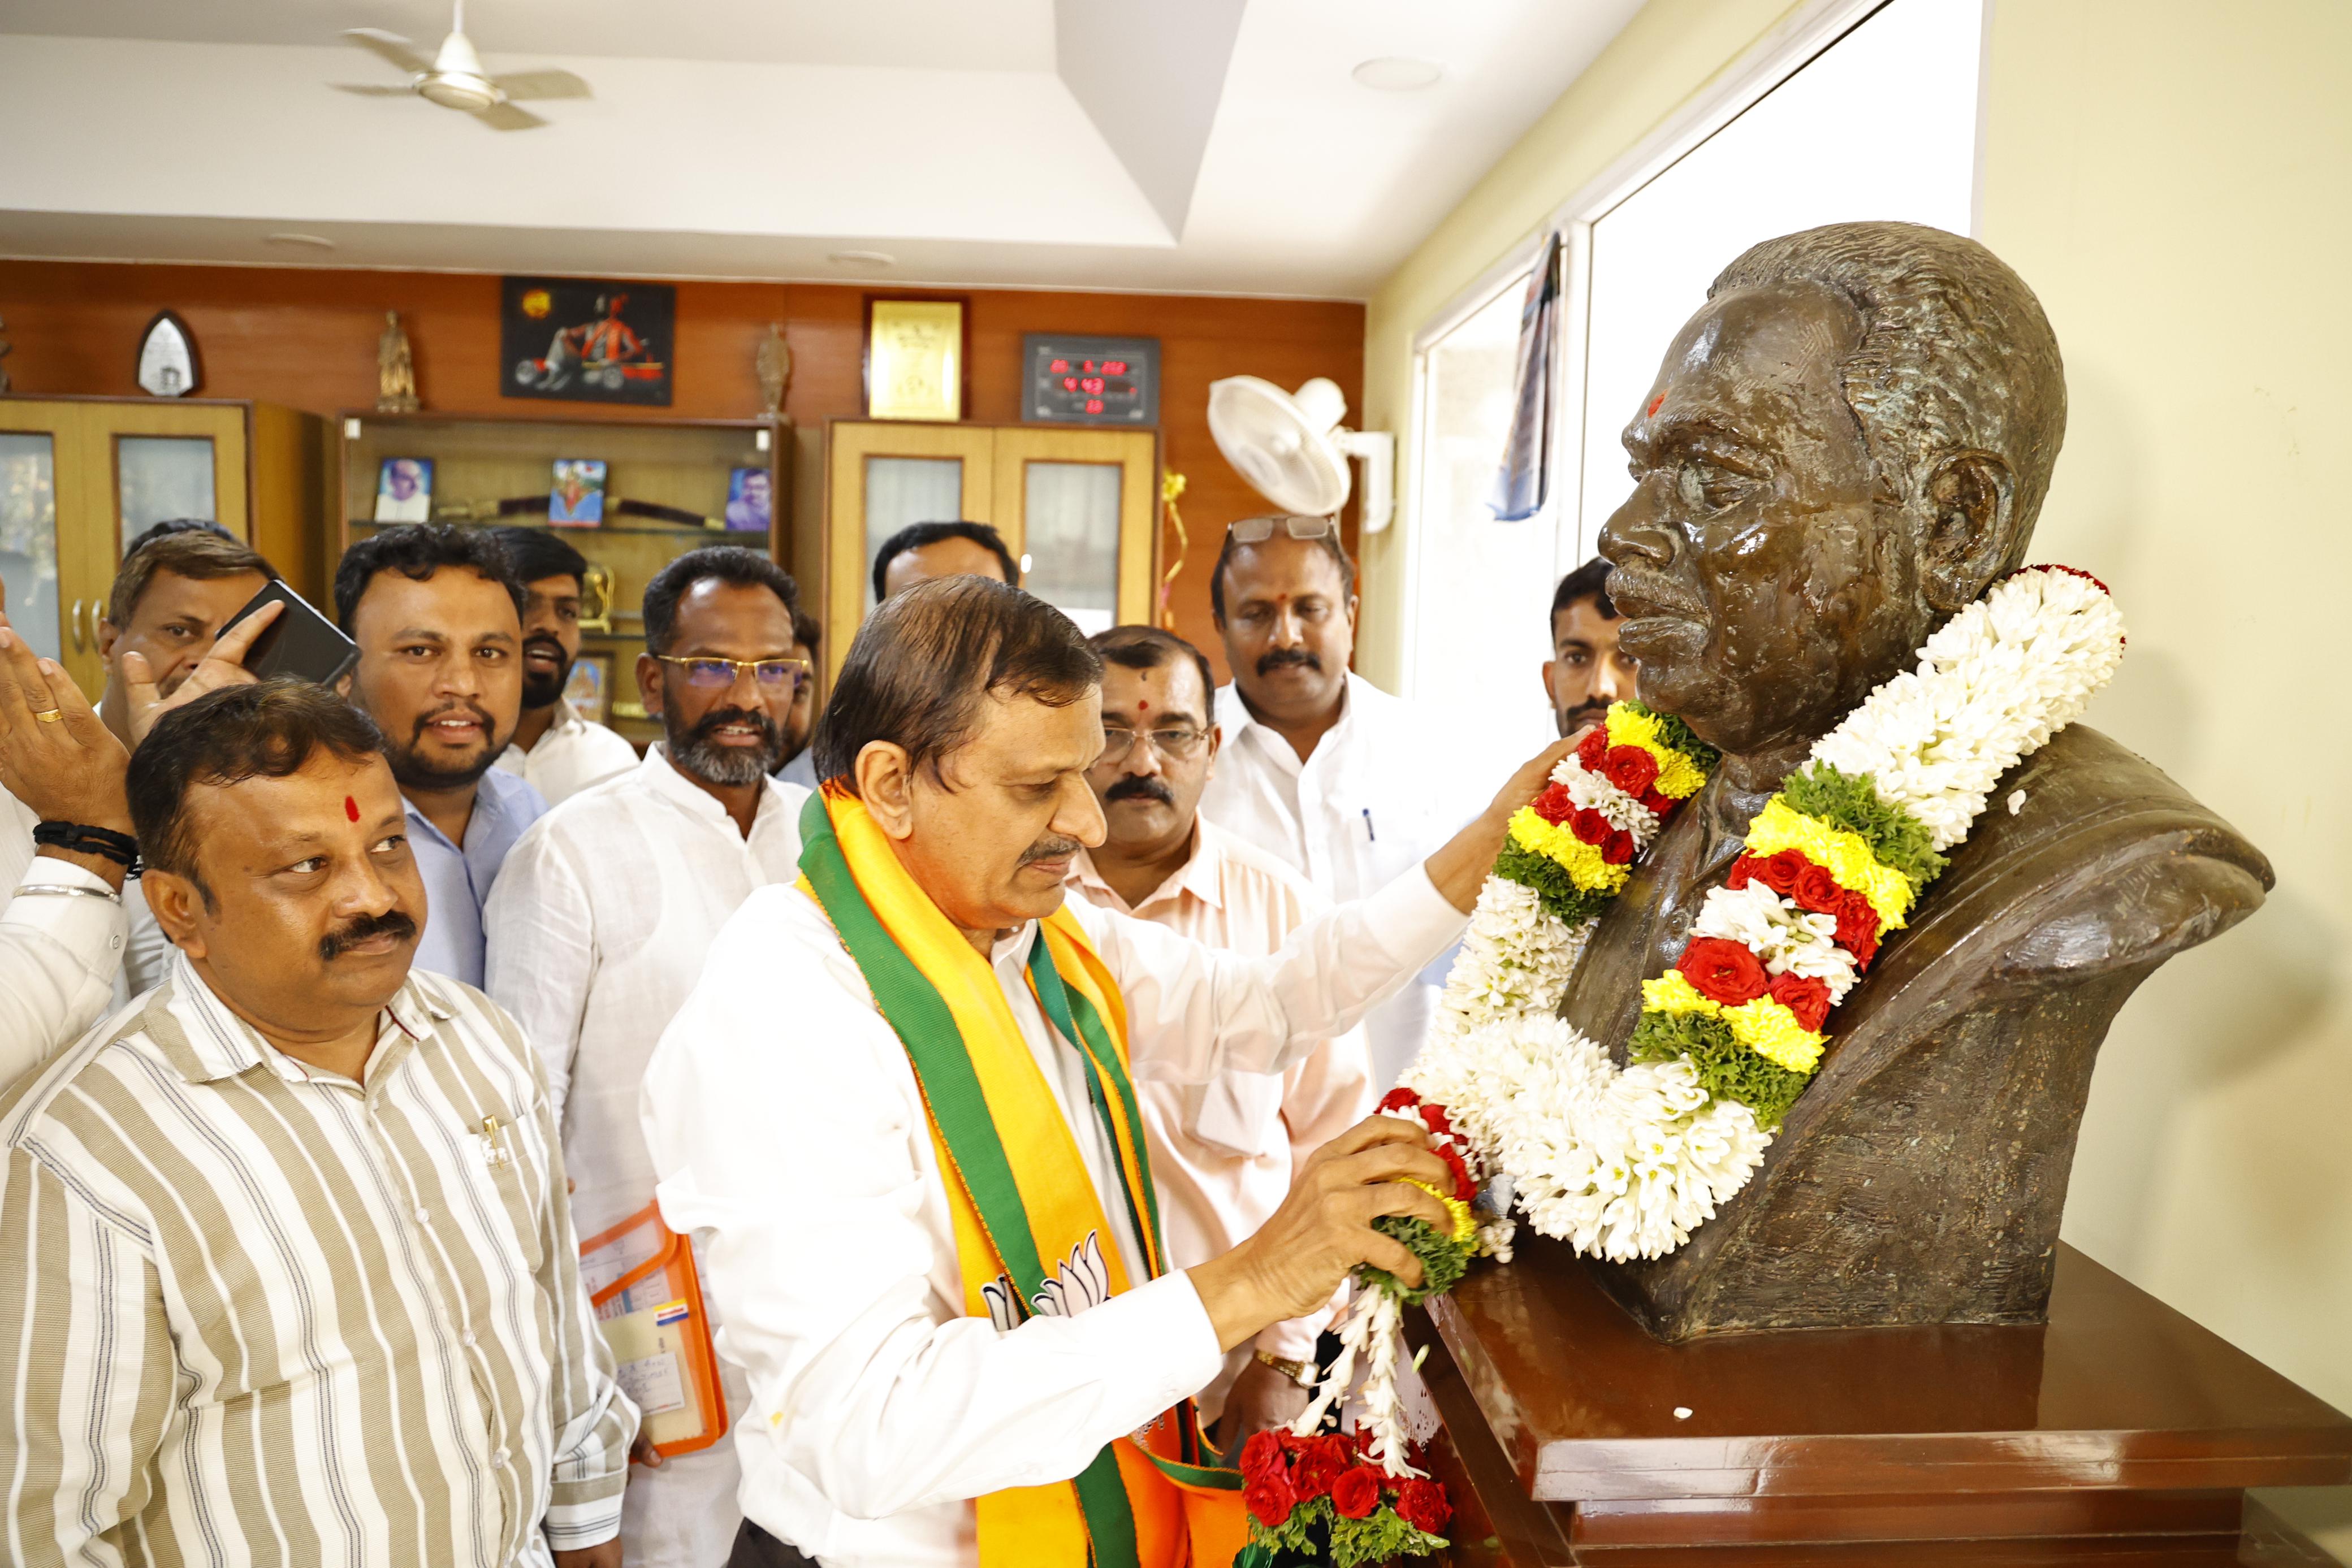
0;395;326;695
822;419;1158;677
336;412;792;749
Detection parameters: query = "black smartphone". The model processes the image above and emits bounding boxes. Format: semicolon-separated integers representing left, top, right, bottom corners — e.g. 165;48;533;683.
219;580;360;688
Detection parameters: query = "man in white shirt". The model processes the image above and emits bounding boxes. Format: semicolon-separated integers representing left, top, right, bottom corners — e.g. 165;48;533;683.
642;577;1569;1568
1197;516;1497;1088
1065;625;1373;1446
490;527;639;805
487;545;814;1568
336;525;548;985
1545;557;1638;738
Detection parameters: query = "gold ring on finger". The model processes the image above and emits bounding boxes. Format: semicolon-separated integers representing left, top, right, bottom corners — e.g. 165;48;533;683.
33;708;62;724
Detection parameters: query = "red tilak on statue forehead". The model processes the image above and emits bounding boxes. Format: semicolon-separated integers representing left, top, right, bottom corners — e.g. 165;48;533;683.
1648;392;1666;417
345;795;360;822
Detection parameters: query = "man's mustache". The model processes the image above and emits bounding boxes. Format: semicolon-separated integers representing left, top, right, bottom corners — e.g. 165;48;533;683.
413;700;495;743
690;705;781;748
1559;699;1612;735
1105;775;1175;806
1019;834;1086;867
1256;648;1320;677
319;908;418;961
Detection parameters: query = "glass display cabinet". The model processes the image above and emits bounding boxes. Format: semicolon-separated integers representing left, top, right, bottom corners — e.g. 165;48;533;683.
0;395;327;696
822;420;1159;679
338;412;792;750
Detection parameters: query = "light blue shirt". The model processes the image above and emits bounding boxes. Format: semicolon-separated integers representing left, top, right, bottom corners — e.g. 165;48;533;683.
776;750;820;792
405;765;547;987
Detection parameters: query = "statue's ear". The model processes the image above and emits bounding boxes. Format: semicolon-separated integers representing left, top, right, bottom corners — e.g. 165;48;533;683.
1919;448;2017;612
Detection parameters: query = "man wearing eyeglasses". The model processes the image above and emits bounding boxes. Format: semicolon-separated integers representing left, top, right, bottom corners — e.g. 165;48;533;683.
485;545;815;1568
1063;626;1374;1447
1199;514;1497;1088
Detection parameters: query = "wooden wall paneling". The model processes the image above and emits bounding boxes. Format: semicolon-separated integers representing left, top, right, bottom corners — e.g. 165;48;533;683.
0;261;1366;674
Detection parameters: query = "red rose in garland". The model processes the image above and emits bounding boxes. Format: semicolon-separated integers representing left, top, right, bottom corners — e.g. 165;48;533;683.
1598;743;1659;796
1751;848;1805;896
1769;971;1832;1031
1434;1142;1475;1201
1679;937;1770;1006
1396;1477;1453;1535
1570;808;1610;846
1244;1471;1296;1528
1638;785;1677;818
1377;1086;1419;1115
1291;1441;1349;1501
1601;826;1636;865
1417;1101;1455;1140
1576;725;1609;769
1531;782;1575;825
1792;861;1844;916
1239;1429;1286;1485
1834;893;1881;967
1329;1465;1384;1521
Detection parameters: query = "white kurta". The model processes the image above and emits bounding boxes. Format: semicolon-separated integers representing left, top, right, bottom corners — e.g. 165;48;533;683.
1197;673;1498;1088
638;862;1465;1568
483;748;808;1568
495;699;641;807
1;787;129;1085
1063;817;1373;1422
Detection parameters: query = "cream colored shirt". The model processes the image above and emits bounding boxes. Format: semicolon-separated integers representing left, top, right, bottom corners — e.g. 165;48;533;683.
1063;816;1374;1421
495;699;639;807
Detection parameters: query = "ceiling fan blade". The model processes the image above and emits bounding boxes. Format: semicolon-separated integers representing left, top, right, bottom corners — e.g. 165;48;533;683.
340;28;432;76
492;69;590;102
332;83;417;97
474;101;550;131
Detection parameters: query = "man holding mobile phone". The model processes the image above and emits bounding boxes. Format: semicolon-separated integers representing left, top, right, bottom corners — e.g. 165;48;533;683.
335;525;547;986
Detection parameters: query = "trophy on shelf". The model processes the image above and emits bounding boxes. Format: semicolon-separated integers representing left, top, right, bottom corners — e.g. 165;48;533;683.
578;561;615;634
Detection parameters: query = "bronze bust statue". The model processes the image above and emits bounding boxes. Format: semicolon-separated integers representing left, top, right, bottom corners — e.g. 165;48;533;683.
1570;222;2270;1339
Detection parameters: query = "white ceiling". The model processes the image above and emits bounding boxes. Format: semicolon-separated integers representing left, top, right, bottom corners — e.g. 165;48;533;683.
0;0;1646;298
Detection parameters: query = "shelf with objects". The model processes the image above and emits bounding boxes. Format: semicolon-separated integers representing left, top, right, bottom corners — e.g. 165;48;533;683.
0;395;328;696
337;411;792;750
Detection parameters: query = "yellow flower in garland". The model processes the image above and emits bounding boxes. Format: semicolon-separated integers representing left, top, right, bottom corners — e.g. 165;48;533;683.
1603;707;1710;799
1508;806;1631;895
1404;1180;1480;1246
1744;798;1916;929
1640;972;1827;1073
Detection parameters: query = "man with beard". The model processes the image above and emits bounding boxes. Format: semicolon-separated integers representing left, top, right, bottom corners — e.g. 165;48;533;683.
486;545;812;1568
774;605;823;790
1545;556;1637;738
1197;516;1495;1086
1063;625;1372;1445
490;527;637;806
0;680;636;1566
336;524;545;986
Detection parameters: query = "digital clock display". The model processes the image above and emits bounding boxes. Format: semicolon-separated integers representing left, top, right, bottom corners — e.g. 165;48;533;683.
1023;334;1160;426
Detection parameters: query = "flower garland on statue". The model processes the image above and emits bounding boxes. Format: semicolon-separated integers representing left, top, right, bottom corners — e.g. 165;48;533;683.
1242;566;2127;1562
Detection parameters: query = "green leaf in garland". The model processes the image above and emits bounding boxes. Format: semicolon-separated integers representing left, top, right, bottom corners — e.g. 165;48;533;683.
1250;1493;1335;1558
1330;1505;1449;1568
1779;762;1946;890
1493;841;1617;928
1629;1010;1811;1128
1622;701;1722;774
1358;1215;1471;1305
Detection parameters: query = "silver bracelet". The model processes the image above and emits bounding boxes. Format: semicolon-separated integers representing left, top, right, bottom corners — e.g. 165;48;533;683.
8;883;123;904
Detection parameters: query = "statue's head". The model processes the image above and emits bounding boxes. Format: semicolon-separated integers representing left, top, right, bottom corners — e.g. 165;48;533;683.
1600;222;2065;757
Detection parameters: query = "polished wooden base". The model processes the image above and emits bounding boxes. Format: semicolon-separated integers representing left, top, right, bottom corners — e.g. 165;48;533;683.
1408;1242;2351;1564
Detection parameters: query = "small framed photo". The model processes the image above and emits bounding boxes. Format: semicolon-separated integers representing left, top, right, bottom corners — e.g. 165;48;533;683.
724;466;772;533
561;649;612;720
374;456;435;523
863;296;968;422
550;458;608;527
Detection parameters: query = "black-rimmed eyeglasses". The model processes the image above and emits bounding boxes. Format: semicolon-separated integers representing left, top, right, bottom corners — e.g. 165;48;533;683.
1225;514;1338;545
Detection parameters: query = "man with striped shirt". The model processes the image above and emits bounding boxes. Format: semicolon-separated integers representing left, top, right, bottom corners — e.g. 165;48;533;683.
0;681;636;1567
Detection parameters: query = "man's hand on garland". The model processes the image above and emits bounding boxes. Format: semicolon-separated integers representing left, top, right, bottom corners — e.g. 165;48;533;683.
1188;1116;1456;1354
1423;735;1580;912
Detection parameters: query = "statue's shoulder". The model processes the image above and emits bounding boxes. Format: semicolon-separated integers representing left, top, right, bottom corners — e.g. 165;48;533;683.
1883;723;2271;993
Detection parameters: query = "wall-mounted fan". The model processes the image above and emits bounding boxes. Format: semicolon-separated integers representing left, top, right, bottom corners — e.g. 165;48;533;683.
1207;376;1395;532
334;1;589;131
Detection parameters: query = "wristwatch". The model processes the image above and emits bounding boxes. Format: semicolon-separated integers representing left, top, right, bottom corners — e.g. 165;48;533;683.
1253;1349;1314;1388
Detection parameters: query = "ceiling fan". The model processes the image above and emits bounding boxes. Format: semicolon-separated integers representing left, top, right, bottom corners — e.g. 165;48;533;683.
334;0;589;131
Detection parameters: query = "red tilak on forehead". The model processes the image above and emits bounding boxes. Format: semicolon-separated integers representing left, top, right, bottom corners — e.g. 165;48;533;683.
345;795;360;822
1137;699;1148;712
1647;393;1666;418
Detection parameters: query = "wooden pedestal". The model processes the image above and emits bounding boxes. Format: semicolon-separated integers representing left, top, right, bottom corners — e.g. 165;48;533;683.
1408;1241;2352;1564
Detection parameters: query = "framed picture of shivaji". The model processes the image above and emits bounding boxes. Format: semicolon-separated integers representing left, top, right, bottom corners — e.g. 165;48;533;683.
501;276;675;407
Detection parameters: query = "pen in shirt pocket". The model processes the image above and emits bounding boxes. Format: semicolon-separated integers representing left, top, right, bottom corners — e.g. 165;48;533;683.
1362;808;1376;843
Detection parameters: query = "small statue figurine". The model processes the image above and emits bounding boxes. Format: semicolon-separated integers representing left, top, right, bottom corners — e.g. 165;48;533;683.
755;321;792;417
377;310;420;414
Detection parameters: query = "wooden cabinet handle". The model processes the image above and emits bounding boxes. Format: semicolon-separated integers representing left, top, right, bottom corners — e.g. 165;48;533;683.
68;599;87;652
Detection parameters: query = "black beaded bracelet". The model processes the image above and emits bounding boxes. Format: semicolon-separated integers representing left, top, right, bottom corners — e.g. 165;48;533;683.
32;820;141;874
